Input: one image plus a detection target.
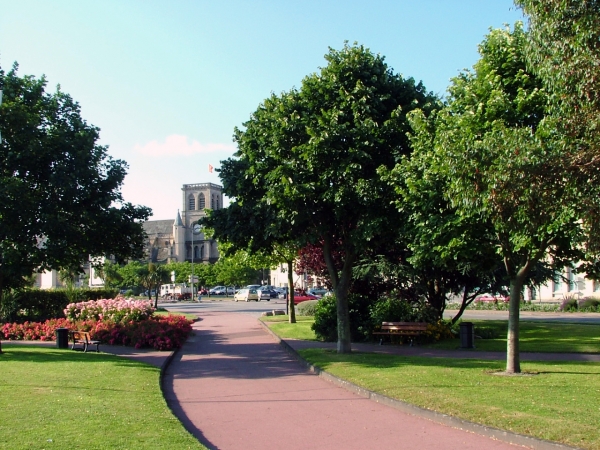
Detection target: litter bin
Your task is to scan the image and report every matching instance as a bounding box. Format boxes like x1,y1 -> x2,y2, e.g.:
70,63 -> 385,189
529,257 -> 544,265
55,327 -> 69,349
459,322 -> 475,349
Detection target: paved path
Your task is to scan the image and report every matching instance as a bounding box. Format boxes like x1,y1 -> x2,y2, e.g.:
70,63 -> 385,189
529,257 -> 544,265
162,312 -> 542,450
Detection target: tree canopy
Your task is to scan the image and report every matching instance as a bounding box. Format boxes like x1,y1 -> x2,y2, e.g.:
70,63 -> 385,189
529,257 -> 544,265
0,64 -> 151,294
407,23 -> 588,373
206,43 -> 437,352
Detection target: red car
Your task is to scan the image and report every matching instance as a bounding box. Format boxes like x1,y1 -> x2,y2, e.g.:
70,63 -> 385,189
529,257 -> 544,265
475,294 -> 509,303
292,291 -> 318,304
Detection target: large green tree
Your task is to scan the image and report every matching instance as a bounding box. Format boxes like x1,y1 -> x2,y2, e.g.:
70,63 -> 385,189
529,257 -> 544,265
516,0 -> 600,262
210,43 -> 436,353
0,64 -> 150,298
418,24 -> 584,373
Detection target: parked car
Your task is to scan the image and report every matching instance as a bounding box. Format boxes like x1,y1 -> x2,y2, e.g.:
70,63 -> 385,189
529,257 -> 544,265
256,288 -> 271,301
475,294 -> 509,303
209,286 -> 228,295
307,288 -> 329,298
292,291 -> 318,304
234,288 -> 259,302
258,287 -> 277,298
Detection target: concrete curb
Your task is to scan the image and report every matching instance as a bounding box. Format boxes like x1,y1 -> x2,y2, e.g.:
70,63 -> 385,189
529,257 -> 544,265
258,320 -> 581,450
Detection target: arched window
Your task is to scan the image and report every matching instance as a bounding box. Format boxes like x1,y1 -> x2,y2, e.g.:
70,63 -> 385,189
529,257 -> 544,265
216,198 -> 219,209
198,193 -> 205,209
200,245 -> 204,259
188,195 -> 195,210
194,245 -> 200,259
211,195 -> 215,209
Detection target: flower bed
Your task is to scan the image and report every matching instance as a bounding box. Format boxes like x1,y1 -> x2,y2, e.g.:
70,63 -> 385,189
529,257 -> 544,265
64,298 -> 154,323
1,298 -> 193,351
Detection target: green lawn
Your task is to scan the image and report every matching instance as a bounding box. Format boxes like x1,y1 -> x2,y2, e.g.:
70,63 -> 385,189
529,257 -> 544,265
0,345 -> 204,450
262,316 -> 600,354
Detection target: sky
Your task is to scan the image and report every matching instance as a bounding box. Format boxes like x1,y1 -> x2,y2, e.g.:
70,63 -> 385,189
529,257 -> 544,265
1,0 -> 524,220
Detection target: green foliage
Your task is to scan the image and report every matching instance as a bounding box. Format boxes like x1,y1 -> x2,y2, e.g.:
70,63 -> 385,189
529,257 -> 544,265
209,43 -> 438,351
579,297 -> 600,311
0,64 -> 151,296
312,295 -> 338,342
312,293 -> 440,343
296,299 -> 318,316
560,296 -> 579,312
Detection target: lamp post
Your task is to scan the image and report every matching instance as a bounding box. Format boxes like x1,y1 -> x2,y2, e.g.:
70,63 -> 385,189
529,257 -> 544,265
191,222 -> 201,301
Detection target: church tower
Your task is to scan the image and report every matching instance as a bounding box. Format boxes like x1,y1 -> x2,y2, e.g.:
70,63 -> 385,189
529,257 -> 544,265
180,183 -> 223,263
173,210 -> 186,262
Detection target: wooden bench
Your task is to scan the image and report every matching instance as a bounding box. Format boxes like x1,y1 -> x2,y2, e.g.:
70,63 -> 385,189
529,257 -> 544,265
70,331 -> 100,353
373,322 -> 428,346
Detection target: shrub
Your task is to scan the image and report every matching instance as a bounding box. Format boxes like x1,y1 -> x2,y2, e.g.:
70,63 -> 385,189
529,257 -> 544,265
560,296 -> 578,312
312,295 -> 338,342
579,297 -> 600,311
0,288 -> 120,323
423,321 -> 455,343
296,300 -> 318,316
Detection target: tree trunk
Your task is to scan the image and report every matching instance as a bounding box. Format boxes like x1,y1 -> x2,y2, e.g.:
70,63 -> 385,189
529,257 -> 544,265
506,274 -> 526,373
287,260 -> 296,324
334,257 -> 355,354
452,289 -> 472,325
322,236 -> 354,354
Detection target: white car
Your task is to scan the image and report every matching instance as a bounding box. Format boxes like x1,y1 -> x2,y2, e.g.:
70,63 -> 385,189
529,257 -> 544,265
234,288 -> 259,302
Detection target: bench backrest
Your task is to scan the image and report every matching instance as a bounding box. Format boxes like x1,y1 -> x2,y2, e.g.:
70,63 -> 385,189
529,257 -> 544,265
71,331 -> 92,343
381,322 -> 428,331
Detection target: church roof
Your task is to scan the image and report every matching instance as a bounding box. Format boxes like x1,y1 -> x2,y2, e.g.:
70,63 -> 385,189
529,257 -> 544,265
143,220 -> 174,236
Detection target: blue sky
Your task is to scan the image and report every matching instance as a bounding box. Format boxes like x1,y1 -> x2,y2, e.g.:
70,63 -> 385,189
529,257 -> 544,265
1,0 -> 524,220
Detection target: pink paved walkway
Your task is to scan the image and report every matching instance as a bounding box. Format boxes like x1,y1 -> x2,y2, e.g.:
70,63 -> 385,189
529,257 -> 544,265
162,312 -> 531,450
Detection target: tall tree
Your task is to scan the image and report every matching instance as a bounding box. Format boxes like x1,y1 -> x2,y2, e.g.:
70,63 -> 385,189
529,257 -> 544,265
418,24 -> 584,373
516,0 -> 600,262
0,64 -> 150,299
209,44 -> 437,353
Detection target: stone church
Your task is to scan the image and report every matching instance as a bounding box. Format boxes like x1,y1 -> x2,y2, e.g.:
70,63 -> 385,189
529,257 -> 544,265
142,182 -> 223,264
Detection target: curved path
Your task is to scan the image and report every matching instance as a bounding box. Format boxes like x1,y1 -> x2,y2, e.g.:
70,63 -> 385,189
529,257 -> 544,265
162,312 -> 530,450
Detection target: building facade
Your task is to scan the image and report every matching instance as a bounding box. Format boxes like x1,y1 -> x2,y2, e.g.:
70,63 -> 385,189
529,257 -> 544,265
142,182 -> 223,264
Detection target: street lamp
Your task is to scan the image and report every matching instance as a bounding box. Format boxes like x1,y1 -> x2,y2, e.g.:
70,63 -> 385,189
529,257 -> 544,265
191,222 -> 201,301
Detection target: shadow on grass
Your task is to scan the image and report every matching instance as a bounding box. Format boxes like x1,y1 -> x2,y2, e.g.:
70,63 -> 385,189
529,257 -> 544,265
0,345 -> 158,372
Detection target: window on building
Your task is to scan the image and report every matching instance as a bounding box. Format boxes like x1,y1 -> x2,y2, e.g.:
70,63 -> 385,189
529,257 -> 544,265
188,195 -> 195,210
567,267 -> 576,292
194,245 -> 200,259
216,198 -> 219,209
211,195 -> 214,209
198,193 -> 205,209
553,271 -> 563,295
594,280 -> 600,292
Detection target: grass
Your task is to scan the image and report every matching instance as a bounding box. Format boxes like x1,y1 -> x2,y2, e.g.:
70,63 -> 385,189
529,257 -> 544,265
0,345 -> 204,450
298,349 -> 600,449
431,320 -> 600,353
261,316 -> 600,354
259,315 -> 316,340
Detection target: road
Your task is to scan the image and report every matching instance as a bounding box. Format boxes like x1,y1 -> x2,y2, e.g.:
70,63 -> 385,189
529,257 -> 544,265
162,297 -> 600,325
